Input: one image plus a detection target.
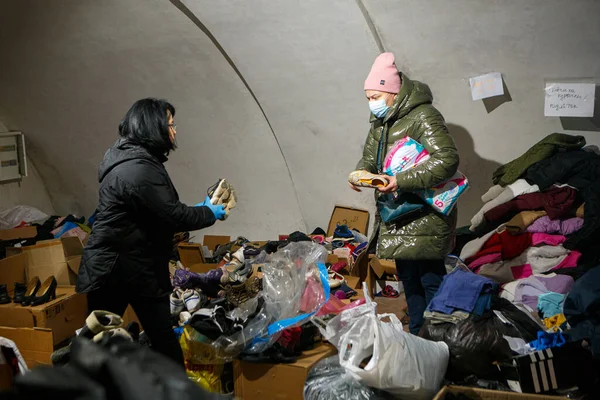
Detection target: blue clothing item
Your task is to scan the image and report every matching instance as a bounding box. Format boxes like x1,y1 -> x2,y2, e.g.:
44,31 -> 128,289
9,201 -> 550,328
53,221 -> 79,238
173,326 -> 184,340
537,292 -> 565,319
529,331 -> 566,351
428,269 -> 498,315
396,259 -> 446,335
472,292 -> 492,317
333,224 -> 354,240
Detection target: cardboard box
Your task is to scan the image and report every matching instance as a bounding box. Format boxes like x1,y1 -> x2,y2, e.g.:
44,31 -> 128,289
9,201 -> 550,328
375,278 -> 403,295
434,385 -> 566,399
178,243 -> 206,267
327,205 -> 370,237
498,343 -> 594,395
14,236 -> 84,286
122,305 -> 142,330
0,226 -> 37,241
234,343 -> 337,400
0,253 -> 27,295
0,326 -> 54,367
0,287 -> 87,345
366,256 -> 397,297
203,235 -> 231,252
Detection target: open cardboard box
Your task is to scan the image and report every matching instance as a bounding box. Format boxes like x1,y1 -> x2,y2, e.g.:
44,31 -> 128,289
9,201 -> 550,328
326,205 -> 370,236
0,286 -> 87,346
234,343 -> 337,400
366,255 -> 397,297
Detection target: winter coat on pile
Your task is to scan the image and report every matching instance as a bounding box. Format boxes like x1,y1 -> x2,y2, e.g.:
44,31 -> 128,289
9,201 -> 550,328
492,133 -> 585,187
525,150 -> 600,250
356,73 -> 459,260
76,139 -> 216,297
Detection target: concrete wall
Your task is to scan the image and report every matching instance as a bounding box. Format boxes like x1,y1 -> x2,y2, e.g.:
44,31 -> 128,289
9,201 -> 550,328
0,0 -> 599,239
0,120 -> 55,214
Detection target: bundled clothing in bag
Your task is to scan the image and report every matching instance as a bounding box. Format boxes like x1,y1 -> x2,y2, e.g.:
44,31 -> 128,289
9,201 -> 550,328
319,284 -> 449,400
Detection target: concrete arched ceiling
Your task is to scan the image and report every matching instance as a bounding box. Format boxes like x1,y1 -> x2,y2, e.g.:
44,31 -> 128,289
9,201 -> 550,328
1,0 -> 599,238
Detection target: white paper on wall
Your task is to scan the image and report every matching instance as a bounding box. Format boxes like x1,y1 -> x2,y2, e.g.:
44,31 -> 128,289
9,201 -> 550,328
469,72 -> 504,101
544,82 -> 596,117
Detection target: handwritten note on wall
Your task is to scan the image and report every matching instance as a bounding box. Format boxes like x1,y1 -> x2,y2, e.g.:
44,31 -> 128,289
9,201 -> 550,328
544,83 -> 595,117
469,72 -> 504,101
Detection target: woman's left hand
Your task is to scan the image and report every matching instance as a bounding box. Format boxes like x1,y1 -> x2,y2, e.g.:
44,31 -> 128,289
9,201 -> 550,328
378,175 -> 398,193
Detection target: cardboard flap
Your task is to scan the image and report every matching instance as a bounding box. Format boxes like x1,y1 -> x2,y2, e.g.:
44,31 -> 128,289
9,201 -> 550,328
203,235 -> 231,252
370,256 -> 396,279
0,327 -> 54,366
327,205 -> 370,236
0,226 -> 37,241
61,236 -> 84,257
177,243 -> 206,267
0,253 -> 27,294
22,240 -> 65,266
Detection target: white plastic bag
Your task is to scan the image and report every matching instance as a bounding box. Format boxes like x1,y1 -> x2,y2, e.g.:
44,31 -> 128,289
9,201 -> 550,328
0,205 -> 48,229
322,283 -> 449,400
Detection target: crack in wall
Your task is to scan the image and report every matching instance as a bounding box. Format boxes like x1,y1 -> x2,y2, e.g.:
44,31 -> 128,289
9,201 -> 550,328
355,0 -> 386,53
168,0 -> 309,232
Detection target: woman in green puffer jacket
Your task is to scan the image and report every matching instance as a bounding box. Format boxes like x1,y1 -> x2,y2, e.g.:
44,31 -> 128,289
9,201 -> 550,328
350,53 -> 459,334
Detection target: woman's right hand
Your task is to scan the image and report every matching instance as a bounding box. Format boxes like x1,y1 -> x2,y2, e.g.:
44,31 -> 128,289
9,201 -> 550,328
348,182 -> 362,192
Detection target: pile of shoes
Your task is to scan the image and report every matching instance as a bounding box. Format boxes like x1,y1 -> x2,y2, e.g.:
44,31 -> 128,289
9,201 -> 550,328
51,310 -> 141,366
0,276 -> 57,307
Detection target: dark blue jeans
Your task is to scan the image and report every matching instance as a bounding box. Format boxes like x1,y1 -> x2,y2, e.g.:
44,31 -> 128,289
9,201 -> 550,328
396,259 -> 446,335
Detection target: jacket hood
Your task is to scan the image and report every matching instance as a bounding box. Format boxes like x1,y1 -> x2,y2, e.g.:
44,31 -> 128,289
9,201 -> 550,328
370,73 -> 434,124
98,138 -> 166,182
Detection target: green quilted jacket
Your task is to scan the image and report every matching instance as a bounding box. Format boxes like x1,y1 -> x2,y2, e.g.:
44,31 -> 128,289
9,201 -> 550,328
356,73 -> 459,260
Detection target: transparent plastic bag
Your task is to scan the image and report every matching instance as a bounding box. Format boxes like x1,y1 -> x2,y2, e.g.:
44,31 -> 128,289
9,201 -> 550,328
0,205 -> 48,229
181,242 -> 330,363
304,356 -> 387,400
245,242 -> 330,353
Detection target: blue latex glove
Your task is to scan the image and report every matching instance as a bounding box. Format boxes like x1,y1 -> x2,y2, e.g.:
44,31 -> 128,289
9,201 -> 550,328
196,196 -> 226,220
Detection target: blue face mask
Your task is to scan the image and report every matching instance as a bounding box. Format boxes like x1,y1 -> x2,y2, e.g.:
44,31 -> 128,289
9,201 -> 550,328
369,99 -> 390,119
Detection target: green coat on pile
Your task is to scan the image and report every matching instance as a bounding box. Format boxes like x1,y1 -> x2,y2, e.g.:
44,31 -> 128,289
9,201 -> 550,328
356,73 -> 459,260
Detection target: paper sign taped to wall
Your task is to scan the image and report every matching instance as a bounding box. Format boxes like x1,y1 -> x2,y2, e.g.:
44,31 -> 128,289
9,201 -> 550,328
469,72 -> 504,101
544,82 -> 596,117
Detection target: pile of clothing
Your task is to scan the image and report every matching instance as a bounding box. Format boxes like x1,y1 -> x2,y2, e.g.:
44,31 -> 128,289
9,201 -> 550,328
462,133 -> 599,283
426,133 -> 600,394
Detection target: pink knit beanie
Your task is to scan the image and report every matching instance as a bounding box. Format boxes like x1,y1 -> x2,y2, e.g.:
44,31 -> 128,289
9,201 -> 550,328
364,52 -> 401,94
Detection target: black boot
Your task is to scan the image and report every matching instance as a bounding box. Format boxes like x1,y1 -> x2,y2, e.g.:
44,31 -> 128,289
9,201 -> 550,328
0,285 -> 10,304
13,282 -> 27,304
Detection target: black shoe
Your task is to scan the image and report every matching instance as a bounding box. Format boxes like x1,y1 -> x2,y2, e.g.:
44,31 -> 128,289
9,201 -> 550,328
21,277 -> 41,306
0,284 -> 10,304
30,276 -> 57,306
13,282 -> 27,304
126,322 -> 140,342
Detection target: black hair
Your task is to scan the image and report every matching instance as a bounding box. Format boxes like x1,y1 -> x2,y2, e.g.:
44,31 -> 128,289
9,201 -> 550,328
118,98 -> 176,157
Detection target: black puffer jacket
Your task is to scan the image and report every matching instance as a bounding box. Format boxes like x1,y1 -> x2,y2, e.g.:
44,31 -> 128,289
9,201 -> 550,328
76,139 -> 216,297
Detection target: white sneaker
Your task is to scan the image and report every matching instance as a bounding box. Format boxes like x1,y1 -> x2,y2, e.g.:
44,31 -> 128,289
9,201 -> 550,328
183,289 -> 202,313
170,289 -> 185,316
179,311 -> 192,326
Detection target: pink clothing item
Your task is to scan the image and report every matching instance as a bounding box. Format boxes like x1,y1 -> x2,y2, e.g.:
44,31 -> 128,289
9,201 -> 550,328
510,251 -> 581,280
364,52 -> 401,94
531,233 -> 567,247
527,216 -> 584,236
468,252 -> 502,271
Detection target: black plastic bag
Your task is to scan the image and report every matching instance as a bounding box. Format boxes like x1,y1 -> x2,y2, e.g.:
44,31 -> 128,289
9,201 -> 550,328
421,297 -> 540,382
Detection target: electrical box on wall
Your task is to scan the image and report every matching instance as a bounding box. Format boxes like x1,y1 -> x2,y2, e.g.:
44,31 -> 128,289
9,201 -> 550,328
0,132 -> 27,183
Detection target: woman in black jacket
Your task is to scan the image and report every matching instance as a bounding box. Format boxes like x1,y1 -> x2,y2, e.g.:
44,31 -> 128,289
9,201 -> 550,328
76,98 -> 225,366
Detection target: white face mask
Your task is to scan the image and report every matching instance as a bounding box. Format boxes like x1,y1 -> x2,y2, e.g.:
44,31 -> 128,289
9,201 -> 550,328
369,98 -> 390,118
